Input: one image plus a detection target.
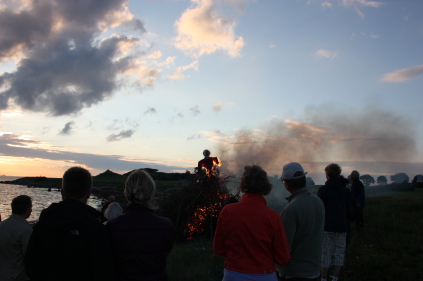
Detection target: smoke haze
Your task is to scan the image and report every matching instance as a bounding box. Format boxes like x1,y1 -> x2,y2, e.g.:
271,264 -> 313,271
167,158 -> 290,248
214,105 -> 417,182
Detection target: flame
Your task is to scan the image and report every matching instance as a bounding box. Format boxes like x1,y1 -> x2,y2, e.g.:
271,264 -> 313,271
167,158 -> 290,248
215,157 -> 222,167
185,183 -> 229,240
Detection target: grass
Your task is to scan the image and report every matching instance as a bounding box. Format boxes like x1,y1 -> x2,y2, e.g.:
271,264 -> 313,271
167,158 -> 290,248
166,189 -> 423,281
345,188 -> 423,281
167,238 -> 224,281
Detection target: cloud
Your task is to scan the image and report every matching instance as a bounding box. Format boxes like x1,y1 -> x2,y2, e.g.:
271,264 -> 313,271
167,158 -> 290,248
106,129 -> 134,142
212,102 -> 234,112
342,0 -> 383,17
213,102 -> 223,112
380,64 -> 423,82
41,127 -> 50,135
315,49 -> 337,58
143,107 -> 157,115
168,60 -> 199,80
148,51 -> 162,59
346,0 -> 384,8
172,0 -> 245,58
0,132 -> 185,172
204,105 -> 418,177
0,0 -> 165,116
190,105 -> 200,116
169,112 -> 184,123
59,121 -> 75,135
106,119 -> 121,130
1,110 -> 22,117
187,134 -> 203,141
322,2 -> 333,8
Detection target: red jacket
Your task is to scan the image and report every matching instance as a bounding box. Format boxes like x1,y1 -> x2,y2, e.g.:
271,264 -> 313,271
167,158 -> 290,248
213,193 -> 290,274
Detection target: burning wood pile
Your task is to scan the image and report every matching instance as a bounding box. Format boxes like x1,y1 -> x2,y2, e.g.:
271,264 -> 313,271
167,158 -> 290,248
156,153 -> 239,241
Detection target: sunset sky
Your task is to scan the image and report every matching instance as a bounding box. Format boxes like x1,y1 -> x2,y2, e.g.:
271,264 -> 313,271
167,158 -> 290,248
0,0 -> 422,184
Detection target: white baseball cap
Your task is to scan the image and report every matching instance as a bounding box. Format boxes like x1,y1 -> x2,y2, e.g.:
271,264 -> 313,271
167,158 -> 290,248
280,162 -> 307,180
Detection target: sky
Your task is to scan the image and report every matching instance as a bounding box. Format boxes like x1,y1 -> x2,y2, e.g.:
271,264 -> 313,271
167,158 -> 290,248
0,0 -> 422,184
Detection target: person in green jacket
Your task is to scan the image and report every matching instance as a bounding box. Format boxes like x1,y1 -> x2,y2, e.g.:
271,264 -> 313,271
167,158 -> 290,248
277,162 -> 325,281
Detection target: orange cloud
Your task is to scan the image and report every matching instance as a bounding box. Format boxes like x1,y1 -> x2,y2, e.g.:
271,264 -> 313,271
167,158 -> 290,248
172,0 -> 245,58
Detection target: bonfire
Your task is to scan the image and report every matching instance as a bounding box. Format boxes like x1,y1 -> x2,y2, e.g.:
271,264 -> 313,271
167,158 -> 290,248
156,157 -> 239,241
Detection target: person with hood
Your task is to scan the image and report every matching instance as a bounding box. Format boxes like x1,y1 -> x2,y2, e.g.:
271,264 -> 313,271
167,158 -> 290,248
318,164 -> 354,281
24,167 -> 116,281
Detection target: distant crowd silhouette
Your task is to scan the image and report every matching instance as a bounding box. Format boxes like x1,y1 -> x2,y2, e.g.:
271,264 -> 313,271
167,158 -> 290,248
0,160 -> 366,281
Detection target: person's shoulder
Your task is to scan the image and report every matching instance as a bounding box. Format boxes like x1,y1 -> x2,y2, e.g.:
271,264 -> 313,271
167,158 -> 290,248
260,205 -> 281,220
318,184 -> 329,191
310,193 -> 324,207
221,201 -> 239,211
157,215 -> 174,230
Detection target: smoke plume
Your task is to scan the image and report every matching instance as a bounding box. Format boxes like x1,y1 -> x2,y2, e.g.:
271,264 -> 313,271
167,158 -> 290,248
213,105 -> 417,180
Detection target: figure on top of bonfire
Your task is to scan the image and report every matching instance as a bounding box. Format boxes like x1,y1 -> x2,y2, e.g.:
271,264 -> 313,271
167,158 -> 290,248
197,149 -> 219,180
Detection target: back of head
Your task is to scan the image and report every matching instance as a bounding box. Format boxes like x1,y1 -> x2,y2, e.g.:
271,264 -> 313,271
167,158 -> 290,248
11,195 -> 32,215
124,169 -> 156,207
239,165 -> 272,195
281,162 -> 307,189
62,167 -> 92,200
351,170 -> 360,179
104,202 -> 123,220
325,163 -> 342,178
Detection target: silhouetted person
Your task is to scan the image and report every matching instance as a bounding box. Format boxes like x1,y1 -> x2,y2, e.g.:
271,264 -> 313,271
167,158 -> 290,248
0,195 -> 33,281
350,170 -> 365,230
339,175 -> 355,247
106,169 -> 173,280
197,149 -> 219,178
277,162 -> 324,281
318,163 -> 354,281
25,166 -> 116,281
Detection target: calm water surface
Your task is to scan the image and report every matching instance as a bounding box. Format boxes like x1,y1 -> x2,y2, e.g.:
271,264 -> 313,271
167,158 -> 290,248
0,176 -> 103,221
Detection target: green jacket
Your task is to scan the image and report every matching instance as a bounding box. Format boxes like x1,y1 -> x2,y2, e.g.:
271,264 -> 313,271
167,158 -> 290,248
277,188 -> 325,278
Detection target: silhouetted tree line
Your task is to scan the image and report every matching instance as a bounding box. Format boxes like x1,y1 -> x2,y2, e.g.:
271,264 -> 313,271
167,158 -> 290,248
341,172 -> 423,187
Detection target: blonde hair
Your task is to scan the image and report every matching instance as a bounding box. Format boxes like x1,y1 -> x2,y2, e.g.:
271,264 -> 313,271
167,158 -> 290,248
124,169 -> 156,207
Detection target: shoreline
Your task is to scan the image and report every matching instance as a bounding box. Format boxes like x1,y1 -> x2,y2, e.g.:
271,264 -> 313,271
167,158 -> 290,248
0,178 -> 127,205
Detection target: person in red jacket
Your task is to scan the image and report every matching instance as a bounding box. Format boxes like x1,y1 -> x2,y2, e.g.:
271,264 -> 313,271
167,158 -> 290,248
213,165 -> 290,281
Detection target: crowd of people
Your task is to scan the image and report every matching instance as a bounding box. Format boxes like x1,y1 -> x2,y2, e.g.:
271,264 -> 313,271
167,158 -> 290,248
0,162 -> 365,281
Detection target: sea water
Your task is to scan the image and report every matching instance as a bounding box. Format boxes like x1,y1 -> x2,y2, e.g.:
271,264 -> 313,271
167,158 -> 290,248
0,176 -> 103,221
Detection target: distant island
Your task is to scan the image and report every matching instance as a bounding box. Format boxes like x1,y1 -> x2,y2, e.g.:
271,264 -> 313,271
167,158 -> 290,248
0,168 -> 196,190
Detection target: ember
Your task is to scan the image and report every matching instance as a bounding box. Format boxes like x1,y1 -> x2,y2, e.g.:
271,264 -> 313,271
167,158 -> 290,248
156,153 -> 239,241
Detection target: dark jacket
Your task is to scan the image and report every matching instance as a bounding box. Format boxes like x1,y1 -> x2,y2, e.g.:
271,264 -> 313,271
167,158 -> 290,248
351,178 -> 366,210
318,178 -> 354,232
106,204 -> 174,281
24,199 -> 116,281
